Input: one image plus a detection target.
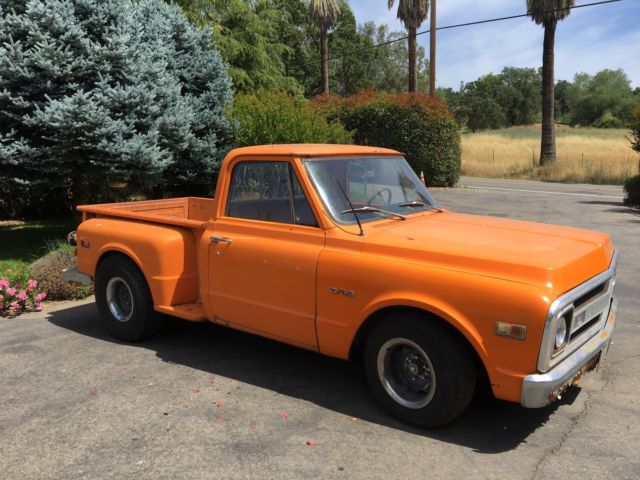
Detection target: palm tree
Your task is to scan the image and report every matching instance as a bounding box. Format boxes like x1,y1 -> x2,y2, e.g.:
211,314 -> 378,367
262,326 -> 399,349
527,0 -> 575,165
388,0 -> 429,93
310,0 -> 341,94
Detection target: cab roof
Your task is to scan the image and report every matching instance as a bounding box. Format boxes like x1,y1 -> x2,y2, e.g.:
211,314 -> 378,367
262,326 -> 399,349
227,144 -> 402,158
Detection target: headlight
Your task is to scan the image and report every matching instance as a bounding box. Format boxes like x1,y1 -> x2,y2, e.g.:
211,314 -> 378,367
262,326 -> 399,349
553,310 -> 572,352
554,318 -> 568,349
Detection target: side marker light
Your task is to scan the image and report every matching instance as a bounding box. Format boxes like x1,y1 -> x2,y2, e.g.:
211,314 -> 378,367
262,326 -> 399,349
495,321 -> 527,340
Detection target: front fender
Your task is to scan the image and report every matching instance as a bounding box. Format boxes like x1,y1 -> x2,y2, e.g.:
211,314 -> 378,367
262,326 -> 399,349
357,292 -> 489,363
315,249 -> 551,403
316,288 -> 489,372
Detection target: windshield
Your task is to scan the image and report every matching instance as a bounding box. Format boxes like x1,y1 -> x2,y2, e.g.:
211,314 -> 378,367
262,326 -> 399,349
304,156 -> 438,225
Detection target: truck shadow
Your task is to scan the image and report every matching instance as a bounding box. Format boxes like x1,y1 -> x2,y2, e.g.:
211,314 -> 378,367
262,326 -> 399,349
48,302 -> 575,454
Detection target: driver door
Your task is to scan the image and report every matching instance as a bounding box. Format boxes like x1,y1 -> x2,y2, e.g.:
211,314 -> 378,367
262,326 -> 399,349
208,160 -> 324,350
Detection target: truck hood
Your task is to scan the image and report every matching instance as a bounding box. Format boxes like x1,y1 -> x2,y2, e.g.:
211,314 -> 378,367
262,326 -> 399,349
363,211 -> 614,293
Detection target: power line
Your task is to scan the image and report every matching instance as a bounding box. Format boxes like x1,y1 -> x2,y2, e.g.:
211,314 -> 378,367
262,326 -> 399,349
324,0 -> 623,63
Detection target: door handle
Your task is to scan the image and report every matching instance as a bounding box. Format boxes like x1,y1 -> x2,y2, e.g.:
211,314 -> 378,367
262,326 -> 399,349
210,236 -> 233,244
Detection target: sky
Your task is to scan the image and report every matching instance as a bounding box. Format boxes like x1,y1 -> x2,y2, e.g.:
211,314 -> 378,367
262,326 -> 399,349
348,0 -> 640,90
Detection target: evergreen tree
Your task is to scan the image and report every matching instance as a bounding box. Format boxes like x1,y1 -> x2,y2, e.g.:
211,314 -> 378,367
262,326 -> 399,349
271,0 -> 319,95
174,0 -> 302,94
0,0 -> 232,218
171,0 -> 376,97
328,2 -> 374,96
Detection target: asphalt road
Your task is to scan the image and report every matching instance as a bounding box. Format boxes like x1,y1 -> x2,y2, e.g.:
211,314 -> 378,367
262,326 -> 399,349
1,177 -> 638,480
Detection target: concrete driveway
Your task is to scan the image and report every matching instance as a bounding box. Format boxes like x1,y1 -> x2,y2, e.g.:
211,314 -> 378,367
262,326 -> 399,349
1,177 -> 638,479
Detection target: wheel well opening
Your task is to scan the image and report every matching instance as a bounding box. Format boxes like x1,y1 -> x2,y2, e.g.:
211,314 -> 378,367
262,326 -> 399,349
349,306 -> 490,387
97,251 -> 137,272
96,250 -> 155,298
96,251 -> 148,289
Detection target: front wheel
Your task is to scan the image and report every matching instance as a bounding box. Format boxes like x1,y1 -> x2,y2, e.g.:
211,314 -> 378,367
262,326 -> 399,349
364,313 -> 476,427
95,255 -> 160,342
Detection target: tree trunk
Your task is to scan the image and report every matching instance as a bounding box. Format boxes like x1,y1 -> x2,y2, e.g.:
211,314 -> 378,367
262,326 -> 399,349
408,26 -> 417,93
71,166 -> 89,207
429,0 -> 436,97
320,29 -> 329,94
540,21 -> 557,165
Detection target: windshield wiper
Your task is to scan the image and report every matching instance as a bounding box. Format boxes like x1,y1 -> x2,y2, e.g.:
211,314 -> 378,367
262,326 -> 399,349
336,180 -> 364,236
341,206 -> 407,220
398,201 -> 444,213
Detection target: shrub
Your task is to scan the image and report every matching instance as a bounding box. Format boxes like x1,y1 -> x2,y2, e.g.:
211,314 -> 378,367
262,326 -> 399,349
592,111 -> 624,129
627,108 -> 640,205
0,269 -> 46,317
624,174 -> 640,206
313,90 -> 461,187
630,106 -> 640,154
229,89 -> 353,146
29,244 -> 93,301
2,264 -> 30,288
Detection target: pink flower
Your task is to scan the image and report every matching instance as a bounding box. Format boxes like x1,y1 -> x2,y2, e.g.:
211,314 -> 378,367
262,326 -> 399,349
27,279 -> 38,290
0,278 -> 8,289
35,292 -> 47,302
35,305 -> 43,312
16,290 -> 28,302
6,287 -> 16,297
9,301 -> 19,311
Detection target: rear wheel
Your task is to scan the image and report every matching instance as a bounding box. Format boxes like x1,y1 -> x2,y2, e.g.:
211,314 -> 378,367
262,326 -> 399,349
364,312 -> 476,427
95,255 -> 160,341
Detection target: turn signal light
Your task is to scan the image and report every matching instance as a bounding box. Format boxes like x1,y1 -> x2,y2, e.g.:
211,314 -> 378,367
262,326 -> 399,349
494,321 -> 527,340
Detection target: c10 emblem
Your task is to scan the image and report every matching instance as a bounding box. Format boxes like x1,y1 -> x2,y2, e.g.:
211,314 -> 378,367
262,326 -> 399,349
329,287 -> 355,297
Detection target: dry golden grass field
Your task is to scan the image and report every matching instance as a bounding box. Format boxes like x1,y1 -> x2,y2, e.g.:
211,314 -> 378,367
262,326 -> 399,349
461,125 -> 639,184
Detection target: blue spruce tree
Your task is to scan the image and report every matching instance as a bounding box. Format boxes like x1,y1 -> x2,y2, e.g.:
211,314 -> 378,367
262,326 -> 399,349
0,0 -> 232,218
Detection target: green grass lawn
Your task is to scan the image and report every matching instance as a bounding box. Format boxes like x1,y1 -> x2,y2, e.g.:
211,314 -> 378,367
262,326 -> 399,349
0,220 -> 76,274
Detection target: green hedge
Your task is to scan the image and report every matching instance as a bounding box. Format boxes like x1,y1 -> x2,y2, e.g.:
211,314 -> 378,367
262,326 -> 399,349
624,174 -> 640,206
230,89 -> 352,146
313,91 -> 461,187
631,106 -> 640,154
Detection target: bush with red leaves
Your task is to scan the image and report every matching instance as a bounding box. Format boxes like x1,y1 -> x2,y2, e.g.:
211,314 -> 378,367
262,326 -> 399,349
312,89 -> 461,187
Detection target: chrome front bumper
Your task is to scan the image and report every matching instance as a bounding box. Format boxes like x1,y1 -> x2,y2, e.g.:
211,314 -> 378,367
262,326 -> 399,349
521,301 -> 617,408
62,266 -> 93,286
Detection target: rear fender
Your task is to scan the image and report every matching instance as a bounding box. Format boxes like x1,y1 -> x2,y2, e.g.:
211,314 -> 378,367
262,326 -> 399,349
77,218 -> 198,306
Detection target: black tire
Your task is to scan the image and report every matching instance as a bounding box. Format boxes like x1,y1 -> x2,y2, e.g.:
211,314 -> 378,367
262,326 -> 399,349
364,312 -> 476,428
95,255 -> 160,342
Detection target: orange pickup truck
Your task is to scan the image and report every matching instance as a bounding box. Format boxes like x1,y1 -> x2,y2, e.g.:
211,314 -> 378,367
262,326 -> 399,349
67,144 -> 617,427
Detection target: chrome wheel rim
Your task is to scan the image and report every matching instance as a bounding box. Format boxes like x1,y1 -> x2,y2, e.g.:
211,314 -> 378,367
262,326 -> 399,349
106,277 -> 134,323
377,338 -> 436,409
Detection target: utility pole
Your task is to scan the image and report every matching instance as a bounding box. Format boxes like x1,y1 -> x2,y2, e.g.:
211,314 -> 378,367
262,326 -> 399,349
429,0 -> 436,97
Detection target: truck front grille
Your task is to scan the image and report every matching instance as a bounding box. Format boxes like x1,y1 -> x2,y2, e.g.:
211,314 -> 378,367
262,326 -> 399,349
568,279 -> 613,343
538,252 -> 618,373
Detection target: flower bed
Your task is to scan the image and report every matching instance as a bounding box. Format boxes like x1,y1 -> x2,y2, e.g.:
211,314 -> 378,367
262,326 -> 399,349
0,274 -> 47,317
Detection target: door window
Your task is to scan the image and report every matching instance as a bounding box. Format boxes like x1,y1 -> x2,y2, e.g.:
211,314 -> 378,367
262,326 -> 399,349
227,162 -> 317,226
